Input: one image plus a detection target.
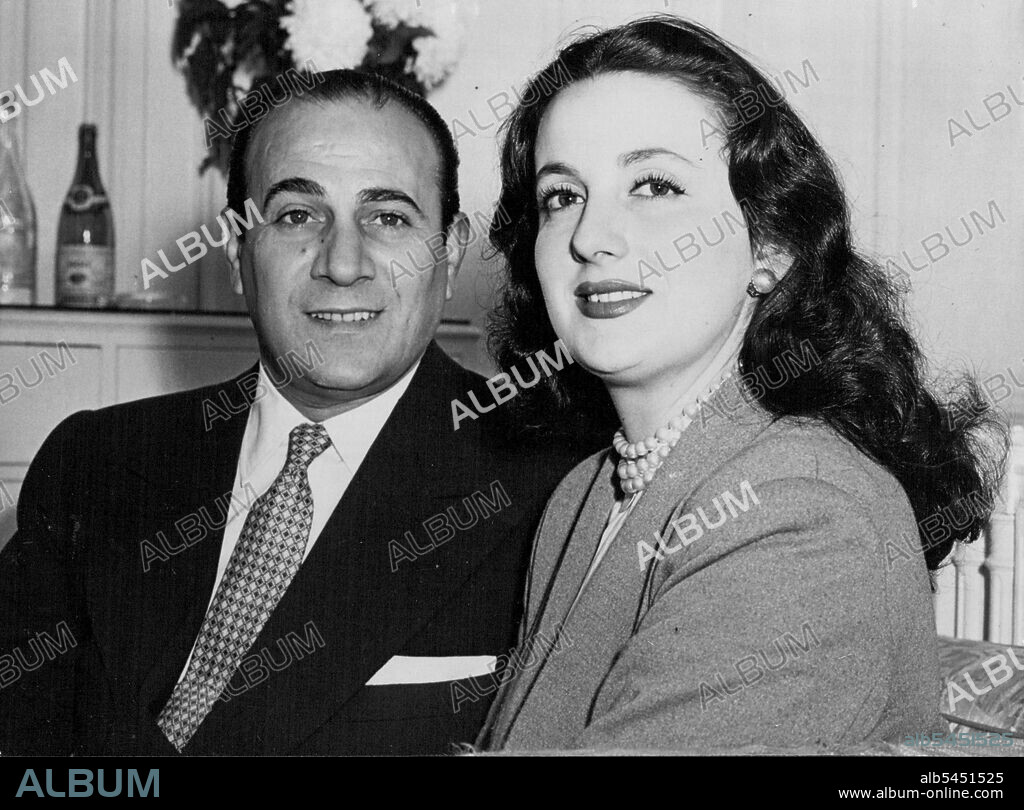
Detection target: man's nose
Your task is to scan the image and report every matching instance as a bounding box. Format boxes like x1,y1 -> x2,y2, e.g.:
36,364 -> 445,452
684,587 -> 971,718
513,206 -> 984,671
312,221 -> 375,285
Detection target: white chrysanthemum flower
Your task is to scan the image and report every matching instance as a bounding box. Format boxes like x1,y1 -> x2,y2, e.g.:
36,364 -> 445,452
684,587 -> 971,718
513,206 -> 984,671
365,0 -> 425,28
410,30 -> 464,89
405,2 -> 464,89
281,0 -> 374,71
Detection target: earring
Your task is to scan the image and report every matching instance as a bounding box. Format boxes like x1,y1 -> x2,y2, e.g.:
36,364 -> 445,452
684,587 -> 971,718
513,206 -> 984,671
746,268 -> 778,298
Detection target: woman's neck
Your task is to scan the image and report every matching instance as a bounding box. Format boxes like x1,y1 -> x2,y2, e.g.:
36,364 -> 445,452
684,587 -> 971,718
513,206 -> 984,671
608,307 -> 752,442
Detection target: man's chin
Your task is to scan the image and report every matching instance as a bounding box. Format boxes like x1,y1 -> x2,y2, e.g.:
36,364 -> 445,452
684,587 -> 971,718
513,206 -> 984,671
283,367 -> 404,401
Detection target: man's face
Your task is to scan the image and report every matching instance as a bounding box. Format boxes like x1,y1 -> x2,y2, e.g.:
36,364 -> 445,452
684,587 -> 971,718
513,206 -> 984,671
227,97 -> 466,414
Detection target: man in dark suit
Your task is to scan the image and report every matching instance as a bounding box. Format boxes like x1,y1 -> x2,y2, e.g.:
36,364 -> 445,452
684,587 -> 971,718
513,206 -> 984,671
0,70 -> 585,755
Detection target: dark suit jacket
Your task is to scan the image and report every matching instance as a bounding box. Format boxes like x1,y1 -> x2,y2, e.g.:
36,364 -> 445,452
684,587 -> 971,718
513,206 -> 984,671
479,387 -> 945,752
0,341 -> 586,755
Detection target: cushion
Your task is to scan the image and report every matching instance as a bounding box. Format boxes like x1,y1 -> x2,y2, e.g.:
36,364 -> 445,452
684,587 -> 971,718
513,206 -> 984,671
938,635 -> 1024,738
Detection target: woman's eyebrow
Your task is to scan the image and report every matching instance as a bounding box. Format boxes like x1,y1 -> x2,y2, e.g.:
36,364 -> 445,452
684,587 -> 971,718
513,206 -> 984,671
620,148 -> 701,168
535,161 -> 578,182
535,150 -> 700,183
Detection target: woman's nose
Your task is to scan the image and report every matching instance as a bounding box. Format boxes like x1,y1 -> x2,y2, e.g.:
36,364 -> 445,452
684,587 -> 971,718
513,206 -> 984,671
569,199 -> 628,264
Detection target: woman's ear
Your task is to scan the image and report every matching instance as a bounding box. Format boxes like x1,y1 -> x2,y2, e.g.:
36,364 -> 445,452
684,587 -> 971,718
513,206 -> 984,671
754,243 -> 793,281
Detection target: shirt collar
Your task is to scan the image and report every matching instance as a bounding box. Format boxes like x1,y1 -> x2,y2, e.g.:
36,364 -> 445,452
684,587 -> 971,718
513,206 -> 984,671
239,355 -> 423,481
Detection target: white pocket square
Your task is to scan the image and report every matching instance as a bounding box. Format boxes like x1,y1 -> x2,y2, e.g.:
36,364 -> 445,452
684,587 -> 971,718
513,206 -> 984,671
365,655 -> 497,685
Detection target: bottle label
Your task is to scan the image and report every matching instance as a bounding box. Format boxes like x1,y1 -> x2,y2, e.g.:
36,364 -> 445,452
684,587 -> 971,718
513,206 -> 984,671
65,184 -> 108,212
57,244 -> 114,305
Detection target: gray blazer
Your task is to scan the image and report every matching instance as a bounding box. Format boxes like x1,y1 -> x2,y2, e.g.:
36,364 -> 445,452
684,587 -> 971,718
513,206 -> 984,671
478,387 -> 945,751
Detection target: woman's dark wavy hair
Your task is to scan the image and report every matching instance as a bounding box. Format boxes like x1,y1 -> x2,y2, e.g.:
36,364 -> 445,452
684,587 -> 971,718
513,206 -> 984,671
487,14 -> 1007,571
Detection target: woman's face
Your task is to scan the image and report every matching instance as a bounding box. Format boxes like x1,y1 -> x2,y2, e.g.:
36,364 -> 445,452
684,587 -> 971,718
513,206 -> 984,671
533,71 -> 758,390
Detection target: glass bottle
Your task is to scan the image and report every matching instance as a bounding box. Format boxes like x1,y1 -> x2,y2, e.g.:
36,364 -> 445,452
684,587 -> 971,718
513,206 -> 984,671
56,123 -> 114,307
0,118 -> 37,305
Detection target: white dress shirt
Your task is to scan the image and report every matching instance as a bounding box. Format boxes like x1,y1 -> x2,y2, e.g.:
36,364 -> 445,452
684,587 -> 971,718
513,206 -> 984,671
175,356 -> 421,682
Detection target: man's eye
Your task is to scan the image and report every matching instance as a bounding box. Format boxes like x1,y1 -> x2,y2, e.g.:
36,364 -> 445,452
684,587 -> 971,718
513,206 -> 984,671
278,209 -> 313,226
539,187 -> 584,212
369,211 -> 409,228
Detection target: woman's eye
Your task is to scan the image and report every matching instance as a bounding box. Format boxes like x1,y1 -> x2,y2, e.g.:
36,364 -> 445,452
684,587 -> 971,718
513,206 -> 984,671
633,178 -> 685,198
540,189 -> 584,212
278,209 -> 313,226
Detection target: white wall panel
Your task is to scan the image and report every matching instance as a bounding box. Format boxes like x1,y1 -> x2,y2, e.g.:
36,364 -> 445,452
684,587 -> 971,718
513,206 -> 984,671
0,342 -> 103,463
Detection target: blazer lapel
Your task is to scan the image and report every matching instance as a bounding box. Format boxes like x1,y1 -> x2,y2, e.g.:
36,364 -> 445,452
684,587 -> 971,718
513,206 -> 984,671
524,379 -> 770,636
524,454 -> 616,638
486,381 -> 774,748
481,451 -> 614,748
629,383 -> 773,606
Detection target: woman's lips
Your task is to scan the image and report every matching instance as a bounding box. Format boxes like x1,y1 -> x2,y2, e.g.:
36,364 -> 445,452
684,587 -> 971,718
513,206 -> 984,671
574,279 -> 652,319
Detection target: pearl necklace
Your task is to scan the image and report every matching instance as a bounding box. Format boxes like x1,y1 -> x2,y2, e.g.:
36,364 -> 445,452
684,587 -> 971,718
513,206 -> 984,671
612,368 -> 736,495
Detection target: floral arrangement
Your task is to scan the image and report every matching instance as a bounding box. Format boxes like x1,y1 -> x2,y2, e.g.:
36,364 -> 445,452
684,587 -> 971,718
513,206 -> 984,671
172,0 -> 466,174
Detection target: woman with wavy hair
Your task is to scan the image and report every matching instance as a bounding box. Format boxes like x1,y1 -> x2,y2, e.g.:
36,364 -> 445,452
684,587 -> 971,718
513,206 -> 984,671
477,16 -> 1006,752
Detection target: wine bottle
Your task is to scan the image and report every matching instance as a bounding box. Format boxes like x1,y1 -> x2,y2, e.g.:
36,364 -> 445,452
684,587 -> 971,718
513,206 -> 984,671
0,117 -> 36,305
56,123 -> 114,307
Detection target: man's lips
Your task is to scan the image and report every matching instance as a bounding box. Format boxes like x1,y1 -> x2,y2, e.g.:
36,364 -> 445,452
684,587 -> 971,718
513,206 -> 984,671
574,279 -> 652,319
305,307 -> 383,324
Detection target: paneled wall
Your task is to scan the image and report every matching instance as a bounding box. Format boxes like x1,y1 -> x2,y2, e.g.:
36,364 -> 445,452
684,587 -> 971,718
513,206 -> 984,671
1,0 -> 1021,421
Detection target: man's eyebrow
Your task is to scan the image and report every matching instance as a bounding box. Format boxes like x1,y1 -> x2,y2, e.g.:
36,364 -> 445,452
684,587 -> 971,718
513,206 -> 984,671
620,148 -> 701,168
358,187 -> 423,216
263,177 -> 326,208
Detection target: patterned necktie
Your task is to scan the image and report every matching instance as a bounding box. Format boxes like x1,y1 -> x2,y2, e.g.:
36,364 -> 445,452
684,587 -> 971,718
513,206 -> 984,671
157,422 -> 332,751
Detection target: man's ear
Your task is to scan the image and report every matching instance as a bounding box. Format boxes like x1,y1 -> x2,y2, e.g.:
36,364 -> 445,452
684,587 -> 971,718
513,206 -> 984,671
442,212 -> 471,301
224,207 -> 244,296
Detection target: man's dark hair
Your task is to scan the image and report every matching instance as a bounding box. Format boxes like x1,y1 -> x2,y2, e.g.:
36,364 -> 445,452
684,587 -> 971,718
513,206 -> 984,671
227,68 -> 460,236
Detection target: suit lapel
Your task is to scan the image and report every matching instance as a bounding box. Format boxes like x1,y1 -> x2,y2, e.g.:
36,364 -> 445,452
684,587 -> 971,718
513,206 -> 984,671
184,343 -> 519,754
134,368 -> 256,739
